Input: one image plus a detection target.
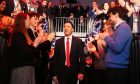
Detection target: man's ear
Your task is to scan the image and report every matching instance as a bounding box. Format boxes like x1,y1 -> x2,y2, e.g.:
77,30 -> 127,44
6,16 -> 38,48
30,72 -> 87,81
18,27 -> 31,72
72,28 -> 74,32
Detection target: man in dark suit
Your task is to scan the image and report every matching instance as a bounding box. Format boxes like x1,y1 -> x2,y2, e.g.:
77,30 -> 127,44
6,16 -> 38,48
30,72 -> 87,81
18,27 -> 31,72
27,12 -> 55,84
52,21 -> 85,84
5,0 -> 28,17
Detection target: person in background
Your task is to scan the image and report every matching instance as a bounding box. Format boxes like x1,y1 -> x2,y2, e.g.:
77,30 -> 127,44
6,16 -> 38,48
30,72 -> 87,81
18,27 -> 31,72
88,1 -> 99,19
110,1 -> 116,8
102,2 -> 110,15
0,0 -> 14,83
73,1 -> 85,18
6,0 -> 28,17
54,0 -> 68,17
82,37 -> 99,84
117,0 -> 126,7
10,13 -> 42,84
82,20 -> 113,84
52,21 -> 85,84
99,6 -> 132,84
26,1 -> 37,13
126,0 -> 140,35
46,1 -> 55,32
0,0 -> 14,38
37,0 -> 48,16
92,20 -> 113,84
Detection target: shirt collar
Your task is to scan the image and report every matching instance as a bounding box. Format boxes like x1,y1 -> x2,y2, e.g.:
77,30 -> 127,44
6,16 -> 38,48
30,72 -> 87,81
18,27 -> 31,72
114,20 -> 126,30
65,35 -> 72,40
30,26 -> 36,33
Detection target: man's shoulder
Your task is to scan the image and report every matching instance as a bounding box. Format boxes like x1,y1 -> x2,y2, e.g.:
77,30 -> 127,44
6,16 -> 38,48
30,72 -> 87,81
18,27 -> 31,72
72,36 -> 81,40
27,28 -> 32,33
119,22 -> 131,29
56,37 -> 64,42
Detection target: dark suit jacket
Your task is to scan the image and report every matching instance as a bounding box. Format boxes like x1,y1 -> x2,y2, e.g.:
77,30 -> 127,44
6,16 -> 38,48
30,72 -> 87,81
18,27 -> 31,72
52,36 -> 85,78
27,28 -> 51,66
5,0 -> 28,16
27,28 -> 36,41
10,31 -> 36,69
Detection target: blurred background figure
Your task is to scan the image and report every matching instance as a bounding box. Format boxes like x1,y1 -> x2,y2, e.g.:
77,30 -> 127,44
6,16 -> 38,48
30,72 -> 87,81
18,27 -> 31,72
110,1 -> 116,8
126,0 -> 140,35
37,0 -> 48,16
117,0 -> 126,7
0,0 -> 14,32
6,0 -> 28,18
0,0 -> 14,84
102,2 -> 109,15
73,1 -> 85,18
55,0 -> 68,17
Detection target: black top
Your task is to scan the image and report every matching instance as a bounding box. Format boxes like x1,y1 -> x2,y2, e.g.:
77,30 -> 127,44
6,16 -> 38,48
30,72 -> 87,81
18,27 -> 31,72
27,28 -> 51,67
10,31 -> 36,68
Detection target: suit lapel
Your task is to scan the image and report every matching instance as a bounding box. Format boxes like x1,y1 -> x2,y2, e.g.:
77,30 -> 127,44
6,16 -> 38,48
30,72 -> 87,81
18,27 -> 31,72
27,29 -> 35,41
70,36 -> 75,56
61,37 -> 65,57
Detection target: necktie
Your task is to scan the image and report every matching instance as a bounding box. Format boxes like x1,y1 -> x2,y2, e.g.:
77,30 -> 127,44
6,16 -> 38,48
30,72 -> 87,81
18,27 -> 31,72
33,32 -> 38,40
66,38 -> 70,67
34,32 -> 38,37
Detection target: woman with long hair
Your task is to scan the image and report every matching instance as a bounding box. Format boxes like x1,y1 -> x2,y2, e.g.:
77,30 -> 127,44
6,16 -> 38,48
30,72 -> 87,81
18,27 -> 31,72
10,13 -> 42,84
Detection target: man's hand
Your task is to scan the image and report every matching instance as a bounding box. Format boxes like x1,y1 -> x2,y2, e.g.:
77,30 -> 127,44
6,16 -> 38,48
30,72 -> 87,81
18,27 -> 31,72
78,73 -> 84,81
99,32 -> 109,40
52,76 -> 59,84
47,32 -> 55,41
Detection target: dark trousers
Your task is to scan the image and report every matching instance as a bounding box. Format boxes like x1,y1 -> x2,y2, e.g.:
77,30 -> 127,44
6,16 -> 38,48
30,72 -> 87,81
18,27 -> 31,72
57,67 -> 78,84
35,67 -> 49,84
92,69 -> 107,84
106,67 -> 129,84
80,67 -> 107,84
35,60 -> 50,84
80,67 -> 94,84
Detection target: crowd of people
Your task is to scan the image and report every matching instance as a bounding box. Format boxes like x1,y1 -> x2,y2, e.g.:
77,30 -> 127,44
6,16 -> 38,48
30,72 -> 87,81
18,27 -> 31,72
0,0 -> 140,84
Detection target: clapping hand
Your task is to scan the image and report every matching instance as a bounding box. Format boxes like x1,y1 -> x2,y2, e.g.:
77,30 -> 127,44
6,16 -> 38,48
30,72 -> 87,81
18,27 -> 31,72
126,2 -> 134,16
99,30 -> 109,40
88,43 -> 97,53
47,32 -> 55,42
52,76 -> 59,84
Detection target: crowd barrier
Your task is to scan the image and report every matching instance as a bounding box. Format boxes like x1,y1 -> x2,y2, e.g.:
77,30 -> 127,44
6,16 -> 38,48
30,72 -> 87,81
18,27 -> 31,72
51,17 -> 97,39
